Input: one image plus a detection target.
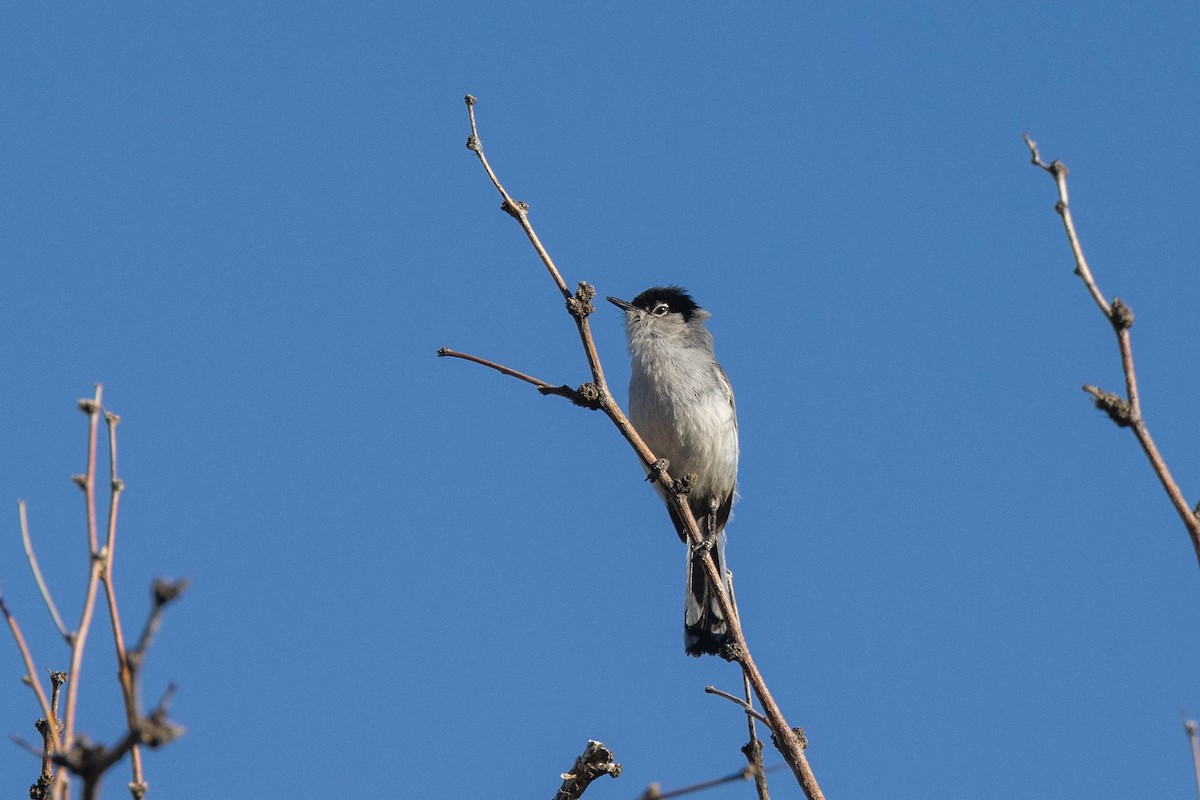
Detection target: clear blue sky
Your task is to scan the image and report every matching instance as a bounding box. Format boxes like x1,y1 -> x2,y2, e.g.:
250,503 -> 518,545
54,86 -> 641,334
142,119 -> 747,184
3,3 -> 1200,798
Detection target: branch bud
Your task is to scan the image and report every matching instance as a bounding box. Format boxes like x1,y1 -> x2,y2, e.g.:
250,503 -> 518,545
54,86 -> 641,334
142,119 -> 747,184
1083,385 -> 1133,427
1109,297 -> 1134,331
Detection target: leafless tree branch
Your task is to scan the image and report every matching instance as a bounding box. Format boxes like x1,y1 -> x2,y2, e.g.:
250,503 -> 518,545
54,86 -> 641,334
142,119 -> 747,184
19,501 -> 70,642
6,387 -> 184,800
1024,133 -> 1200,569
450,95 -> 822,799
635,762 -> 785,800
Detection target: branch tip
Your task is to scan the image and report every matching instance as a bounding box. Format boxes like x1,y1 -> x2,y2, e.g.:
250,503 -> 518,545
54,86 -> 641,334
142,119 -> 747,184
152,578 -> 188,607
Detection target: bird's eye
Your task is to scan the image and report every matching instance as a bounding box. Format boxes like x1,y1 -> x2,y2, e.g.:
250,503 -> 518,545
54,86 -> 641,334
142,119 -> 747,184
652,303 -> 670,316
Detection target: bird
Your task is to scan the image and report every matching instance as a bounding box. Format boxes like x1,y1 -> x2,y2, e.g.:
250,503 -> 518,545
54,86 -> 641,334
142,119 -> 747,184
607,286 -> 739,656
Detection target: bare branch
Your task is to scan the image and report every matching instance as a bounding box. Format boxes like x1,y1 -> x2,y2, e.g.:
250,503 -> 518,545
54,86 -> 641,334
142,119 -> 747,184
464,94 -> 572,300
436,347 -> 602,408
457,96 -> 823,799
1024,134 -> 1200,569
730,573 -> 770,800
0,594 -> 55,726
94,404 -> 150,795
130,579 -> 189,669
637,762 -> 785,800
63,385 -> 107,778
705,685 -> 769,725
19,500 -> 70,642
1022,133 -> 1110,316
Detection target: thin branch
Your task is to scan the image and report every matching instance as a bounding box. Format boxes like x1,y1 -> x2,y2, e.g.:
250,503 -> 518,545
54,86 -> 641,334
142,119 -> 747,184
0,594 -> 55,724
730,573 -> 770,800
19,501 -> 70,642
436,348 -> 601,407
1024,134 -> 1200,569
458,95 -> 823,800
62,386 -> 107,781
1023,134 -> 1110,316
705,685 -> 769,725
464,95 -> 571,300
96,407 -> 147,797
1184,711 -> 1200,800
636,763 -> 787,800
130,579 -> 189,667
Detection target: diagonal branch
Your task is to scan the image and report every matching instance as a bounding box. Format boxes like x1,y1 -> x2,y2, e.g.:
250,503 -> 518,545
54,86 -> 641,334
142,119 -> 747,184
1024,134 -> 1200,569
436,348 -> 601,407
453,95 -> 823,800
19,501 -> 70,642
0,594 -> 56,726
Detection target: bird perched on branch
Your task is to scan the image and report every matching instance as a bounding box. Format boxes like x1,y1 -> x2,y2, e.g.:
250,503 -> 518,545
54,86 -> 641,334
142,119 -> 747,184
608,286 -> 739,657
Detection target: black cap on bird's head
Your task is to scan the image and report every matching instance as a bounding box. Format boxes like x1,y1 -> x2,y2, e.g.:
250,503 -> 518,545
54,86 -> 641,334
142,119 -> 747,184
606,286 -> 704,323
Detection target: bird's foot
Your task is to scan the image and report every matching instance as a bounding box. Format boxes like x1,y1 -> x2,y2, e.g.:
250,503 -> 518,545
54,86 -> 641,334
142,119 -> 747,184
690,534 -> 717,560
646,458 -> 670,483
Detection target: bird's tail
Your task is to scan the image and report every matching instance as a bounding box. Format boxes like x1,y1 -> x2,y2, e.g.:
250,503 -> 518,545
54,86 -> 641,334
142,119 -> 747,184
684,531 -> 733,657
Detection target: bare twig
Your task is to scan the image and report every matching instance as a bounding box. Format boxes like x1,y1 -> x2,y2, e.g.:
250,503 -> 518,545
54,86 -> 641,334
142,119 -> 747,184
0,595 -> 56,725
464,95 -> 571,300
552,740 -> 621,800
636,763 -> 787,800
704,686 -> 769,725
1024,134 -> 1200,569
8,388 -> 184,800
729,574 -> 769,800
436,347 -> 601,408
455,95 -> 822,800
94,407 -> 149,796
19,501 -> 70,642
1184,711 -> 1200,800
1,595 -> 59,798
130,579 -> 189,671
61,385 -> 107,800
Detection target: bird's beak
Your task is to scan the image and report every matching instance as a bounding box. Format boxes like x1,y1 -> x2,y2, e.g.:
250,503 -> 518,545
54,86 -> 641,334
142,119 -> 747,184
607,296 -> 636,312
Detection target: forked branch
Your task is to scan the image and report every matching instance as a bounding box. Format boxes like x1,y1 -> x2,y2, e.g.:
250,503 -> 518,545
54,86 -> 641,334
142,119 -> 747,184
1024,134 -> 1200,569
6,388 -> 184,800
449,95 -> 822,800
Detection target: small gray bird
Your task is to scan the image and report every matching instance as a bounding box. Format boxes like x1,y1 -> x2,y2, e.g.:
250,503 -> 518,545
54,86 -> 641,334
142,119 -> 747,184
607,286 -> 739,657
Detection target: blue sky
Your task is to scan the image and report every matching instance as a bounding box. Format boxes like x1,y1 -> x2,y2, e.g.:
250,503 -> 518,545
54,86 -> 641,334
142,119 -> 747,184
3,2 -> 1200,797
